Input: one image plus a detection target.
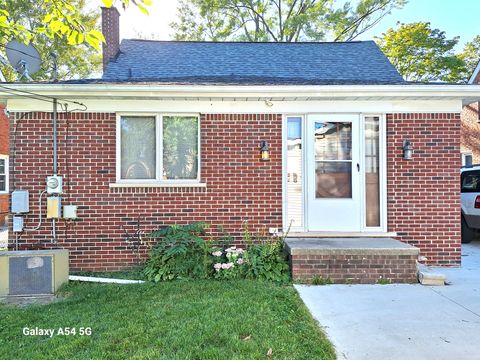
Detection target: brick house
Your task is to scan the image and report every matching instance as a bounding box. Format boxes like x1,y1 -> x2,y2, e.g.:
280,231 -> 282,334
461,61 -> 480,165
2,8 -> 480,279
0,105 -> 8,226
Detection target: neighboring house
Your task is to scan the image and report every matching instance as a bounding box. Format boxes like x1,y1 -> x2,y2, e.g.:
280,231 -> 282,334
0,105 -> 8,226
461,62 -> 480,166
2,7 -> 480,273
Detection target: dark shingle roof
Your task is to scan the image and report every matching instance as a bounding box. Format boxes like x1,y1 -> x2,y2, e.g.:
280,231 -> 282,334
102,40 -> 405,85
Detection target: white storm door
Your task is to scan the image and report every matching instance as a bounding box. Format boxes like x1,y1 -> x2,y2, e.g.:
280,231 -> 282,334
306,114 -> 361,231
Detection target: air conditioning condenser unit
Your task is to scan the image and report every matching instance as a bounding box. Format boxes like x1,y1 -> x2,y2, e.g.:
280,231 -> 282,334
0,249 -> 69,297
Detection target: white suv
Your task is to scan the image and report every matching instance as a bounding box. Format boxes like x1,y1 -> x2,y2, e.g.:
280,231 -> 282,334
461,166 -> 480,243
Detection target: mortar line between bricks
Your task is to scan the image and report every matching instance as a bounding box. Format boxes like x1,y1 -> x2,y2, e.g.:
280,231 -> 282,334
427,287 -> 480,319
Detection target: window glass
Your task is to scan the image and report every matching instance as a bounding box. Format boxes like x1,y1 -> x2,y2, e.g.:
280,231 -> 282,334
462,153 -> 473,167
315,122 -> 352,198
462,171 -> 480,192
0,159 -> 5,191
163,116 -> 198,180
365,116 -> 380,227
120,116 -> 156,179
286,117 -> 303,228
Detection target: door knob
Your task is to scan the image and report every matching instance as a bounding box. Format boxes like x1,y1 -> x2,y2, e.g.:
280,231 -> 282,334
357,163 -> 360,172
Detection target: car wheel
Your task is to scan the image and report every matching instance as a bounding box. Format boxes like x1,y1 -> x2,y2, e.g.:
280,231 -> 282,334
461,216 -> 475,244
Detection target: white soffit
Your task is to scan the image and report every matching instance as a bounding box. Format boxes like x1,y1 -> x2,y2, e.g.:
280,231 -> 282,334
1,83 -> 480,110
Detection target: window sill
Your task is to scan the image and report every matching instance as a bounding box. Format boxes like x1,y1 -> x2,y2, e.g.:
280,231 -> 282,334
109,182 -> 206,188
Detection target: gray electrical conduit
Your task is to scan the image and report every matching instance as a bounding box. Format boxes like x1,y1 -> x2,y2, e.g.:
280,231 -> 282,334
23,190 -> 47,232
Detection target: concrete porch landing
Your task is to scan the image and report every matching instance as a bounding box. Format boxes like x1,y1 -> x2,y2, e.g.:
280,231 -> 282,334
285,238 -> 419,284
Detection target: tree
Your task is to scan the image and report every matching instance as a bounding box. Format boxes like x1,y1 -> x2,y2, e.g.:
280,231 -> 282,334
1,0 -> 101,81
0,0 -> 152,50
376,22 -> 467,82
458,35 -> 480,81
0,0 -> 152,80
170,0 -> 406,42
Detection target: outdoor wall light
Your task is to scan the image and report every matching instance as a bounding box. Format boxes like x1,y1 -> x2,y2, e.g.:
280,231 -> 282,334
403,139 -> 413,160
260,140 -> 270,161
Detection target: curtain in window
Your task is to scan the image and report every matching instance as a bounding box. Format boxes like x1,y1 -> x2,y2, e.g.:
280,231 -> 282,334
120,116 -> 156,179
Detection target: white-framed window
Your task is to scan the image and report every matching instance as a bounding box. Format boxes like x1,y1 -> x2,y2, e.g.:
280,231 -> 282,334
0,155 -> 8,193
116,114 -> 200,183
462,152 -> 473,167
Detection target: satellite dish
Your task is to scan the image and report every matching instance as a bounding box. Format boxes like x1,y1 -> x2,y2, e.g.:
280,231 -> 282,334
5,40 -> 41,80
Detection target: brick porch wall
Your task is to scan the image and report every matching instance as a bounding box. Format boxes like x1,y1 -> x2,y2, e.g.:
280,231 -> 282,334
8,111 -> 461,270
290,253 -> 418,284
387,113 -> 461,266
8,112 -> 283,271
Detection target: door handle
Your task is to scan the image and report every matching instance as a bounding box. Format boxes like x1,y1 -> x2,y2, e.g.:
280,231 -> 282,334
357,163 -> 360,172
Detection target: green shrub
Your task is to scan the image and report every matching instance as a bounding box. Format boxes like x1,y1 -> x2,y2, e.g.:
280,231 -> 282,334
242,239 -> 290,283
238,222 -> 290,283
144,223 -> 212,282
144,222 -> 291,283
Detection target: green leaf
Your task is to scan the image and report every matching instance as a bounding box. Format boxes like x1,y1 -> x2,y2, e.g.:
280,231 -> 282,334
88,29 -> 106,42
137,4 -> 149,15
42,13 -> 53,23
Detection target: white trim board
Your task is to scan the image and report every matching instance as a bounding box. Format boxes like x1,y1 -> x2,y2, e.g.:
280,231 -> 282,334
4,99 -> 464,114
2,83 -> 480,109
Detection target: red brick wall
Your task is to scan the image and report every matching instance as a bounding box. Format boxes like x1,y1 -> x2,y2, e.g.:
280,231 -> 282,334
0,105 -> 8,224
8,112 -> 283,271
387,113 -> 461,266
9,111 -> 461,269
461,102 -> 480,164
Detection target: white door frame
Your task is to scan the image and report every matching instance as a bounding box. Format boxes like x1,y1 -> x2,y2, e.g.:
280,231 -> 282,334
282,113 -> 387,233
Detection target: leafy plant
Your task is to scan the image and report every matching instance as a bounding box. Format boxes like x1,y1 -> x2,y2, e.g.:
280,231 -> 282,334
211,246 -> 245,280
144,222 -> 212,282
311,276 -> 334,285
242,240 -> 290,283
377,277 -> 391,285
240,223 -> 290,283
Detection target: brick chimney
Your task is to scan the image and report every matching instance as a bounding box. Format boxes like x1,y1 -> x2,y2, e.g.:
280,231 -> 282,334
101,7 -> 120,72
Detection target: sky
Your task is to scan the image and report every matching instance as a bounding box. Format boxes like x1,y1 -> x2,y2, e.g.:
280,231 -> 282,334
112,0 -> 479,49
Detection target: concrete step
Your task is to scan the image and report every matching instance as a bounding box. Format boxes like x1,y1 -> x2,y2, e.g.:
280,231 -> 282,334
417,265 -> 447,286
285,237 -> 420,284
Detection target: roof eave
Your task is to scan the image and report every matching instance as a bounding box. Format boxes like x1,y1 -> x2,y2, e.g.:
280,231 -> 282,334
1,83 -> 480,104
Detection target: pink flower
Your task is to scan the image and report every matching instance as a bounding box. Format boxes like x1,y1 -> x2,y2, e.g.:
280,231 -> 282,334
236,258 -> 244,265
221,262 -> 234,269
212,251 -> 222,257
225,247 -> 236,253
214,263 -> 222,271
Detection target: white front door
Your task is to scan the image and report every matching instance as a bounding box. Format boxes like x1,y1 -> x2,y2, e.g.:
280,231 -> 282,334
306,114 -> 361,231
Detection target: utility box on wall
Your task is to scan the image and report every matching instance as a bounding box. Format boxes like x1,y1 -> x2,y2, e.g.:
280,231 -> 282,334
0,249 -> 69,297
11,190 -> 29,214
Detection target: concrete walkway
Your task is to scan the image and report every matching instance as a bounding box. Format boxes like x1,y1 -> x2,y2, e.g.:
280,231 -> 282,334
296,242 -> 480,360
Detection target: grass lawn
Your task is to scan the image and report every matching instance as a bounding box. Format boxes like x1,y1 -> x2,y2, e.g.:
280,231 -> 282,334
0,280 -> 335,359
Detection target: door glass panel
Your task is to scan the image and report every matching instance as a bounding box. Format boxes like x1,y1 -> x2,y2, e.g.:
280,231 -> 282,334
315,122 -> 352,198
286,117 -> 303,228
365,116 -> 380,227
315,122 -> 352,160
316,162 -> 352,198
